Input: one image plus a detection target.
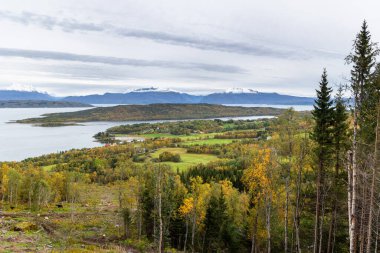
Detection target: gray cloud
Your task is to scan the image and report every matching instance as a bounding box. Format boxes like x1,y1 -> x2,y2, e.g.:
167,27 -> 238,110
0,11 -> 103,32
0,10 -> 343,60
0,47 -> 244,73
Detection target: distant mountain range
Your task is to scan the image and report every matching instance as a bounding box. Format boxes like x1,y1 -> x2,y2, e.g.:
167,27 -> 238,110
0,100 -> 92,108
0,87 -> 315,105
0,90 -> 55,101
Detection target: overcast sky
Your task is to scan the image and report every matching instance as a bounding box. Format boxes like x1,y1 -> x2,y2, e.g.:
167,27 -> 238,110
0,0 -> 379,96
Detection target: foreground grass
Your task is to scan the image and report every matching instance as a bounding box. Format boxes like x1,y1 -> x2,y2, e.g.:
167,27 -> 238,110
0,184 -> 153,253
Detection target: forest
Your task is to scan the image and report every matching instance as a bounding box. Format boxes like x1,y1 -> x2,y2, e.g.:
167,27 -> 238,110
0,21 -> 380,253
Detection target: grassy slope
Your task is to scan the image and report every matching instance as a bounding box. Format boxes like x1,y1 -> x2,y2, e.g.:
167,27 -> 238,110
17,104 -> 284,123
0,184 -> 147,252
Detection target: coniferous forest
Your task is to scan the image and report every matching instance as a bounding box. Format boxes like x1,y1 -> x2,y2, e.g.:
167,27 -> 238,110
1,21 -> 380,253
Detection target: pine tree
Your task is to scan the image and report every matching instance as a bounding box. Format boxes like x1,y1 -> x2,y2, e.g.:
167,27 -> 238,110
311,69 -> 334,253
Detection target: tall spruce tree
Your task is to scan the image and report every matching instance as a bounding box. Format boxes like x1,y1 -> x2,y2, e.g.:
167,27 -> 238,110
311,69 -> 334,253
346,20 -> 379,144
345,20 -> 379,253
327,85 -> 349,253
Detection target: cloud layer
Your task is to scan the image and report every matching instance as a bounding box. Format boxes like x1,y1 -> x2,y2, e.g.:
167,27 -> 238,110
0,47 -> 244,73
0,10 -> 343,60
0,0 -> 379,96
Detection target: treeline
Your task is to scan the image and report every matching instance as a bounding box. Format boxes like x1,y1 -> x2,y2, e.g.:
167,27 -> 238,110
214,130 -> 266,140
107,120 -> 224,135
94,118 -> 271,143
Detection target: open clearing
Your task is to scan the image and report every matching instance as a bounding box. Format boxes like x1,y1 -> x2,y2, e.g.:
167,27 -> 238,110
182,138 -> 235,145
140,133 -> 216,140
151,147 -> 219,171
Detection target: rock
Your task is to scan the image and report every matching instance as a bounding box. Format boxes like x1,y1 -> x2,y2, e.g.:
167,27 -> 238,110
13,221 -> 38,231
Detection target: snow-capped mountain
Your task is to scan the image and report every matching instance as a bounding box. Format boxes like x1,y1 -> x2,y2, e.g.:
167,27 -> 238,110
129,87 -> 182,93
63,88 -> 199,104
224,88 -> 258,94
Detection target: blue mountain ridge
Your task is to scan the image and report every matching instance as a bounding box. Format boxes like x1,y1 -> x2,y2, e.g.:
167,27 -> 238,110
0,89 -> 315,105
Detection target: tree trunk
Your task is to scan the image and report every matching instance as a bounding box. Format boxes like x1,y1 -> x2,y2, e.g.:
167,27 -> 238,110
350,102 -> 359,253
266,194 -> 272,253
318,189 -> 327,253
327,140 -> 342,253
327,202 -> 337,253
191,195 -> 198,253
374,203 -> 380,253
359,185 -> 366,253
285,176 -> 289,253
294,163 -> 302,253
157,167 -> 163,253
184,218 -> 188,253
251,210 -> 258,253
366,101 -> 380,253
314,159 -> 322,253
28,185 -> 32,210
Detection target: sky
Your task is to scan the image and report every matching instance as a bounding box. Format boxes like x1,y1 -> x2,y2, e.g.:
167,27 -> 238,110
0,0 -> 379,96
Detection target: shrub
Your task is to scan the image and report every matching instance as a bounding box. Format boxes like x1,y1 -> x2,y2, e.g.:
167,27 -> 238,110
159,151 -> 181,162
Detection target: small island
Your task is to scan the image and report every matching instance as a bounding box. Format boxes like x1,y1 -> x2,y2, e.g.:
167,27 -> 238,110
16,103 -> 285,125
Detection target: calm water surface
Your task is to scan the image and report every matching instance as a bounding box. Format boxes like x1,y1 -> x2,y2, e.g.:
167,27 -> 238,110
0,104 -> 311,161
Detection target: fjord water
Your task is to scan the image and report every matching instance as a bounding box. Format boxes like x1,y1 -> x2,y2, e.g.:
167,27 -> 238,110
0,107 -> 112,161
0,104 -> 312,161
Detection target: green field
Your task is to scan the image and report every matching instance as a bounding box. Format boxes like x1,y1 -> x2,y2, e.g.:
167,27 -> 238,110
141,133 -> 216,140
42,164 -> 57,171
182,138 -> 235,145
151,148 -> 219,171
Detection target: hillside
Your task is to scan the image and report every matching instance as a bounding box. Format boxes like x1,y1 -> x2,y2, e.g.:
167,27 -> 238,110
201,92 -> 314,105
0,100 -> 92,108
16,103 -> 285,124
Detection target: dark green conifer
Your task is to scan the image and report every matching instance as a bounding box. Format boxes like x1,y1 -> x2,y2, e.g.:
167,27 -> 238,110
204,193 -> 228,252
311,68 -> 334,253
346,20 -> 379,143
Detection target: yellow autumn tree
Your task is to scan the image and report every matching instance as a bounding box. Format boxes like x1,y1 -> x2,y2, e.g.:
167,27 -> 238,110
242,148 -> 273,253
220,179 -> 249,228
179,176 -> 211,253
